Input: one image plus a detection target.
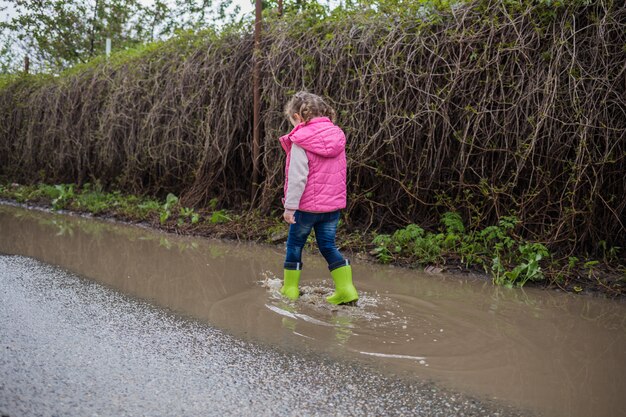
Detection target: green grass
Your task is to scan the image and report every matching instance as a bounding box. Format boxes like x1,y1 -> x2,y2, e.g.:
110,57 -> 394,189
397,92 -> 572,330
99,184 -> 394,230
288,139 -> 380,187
0,182 -> 229,228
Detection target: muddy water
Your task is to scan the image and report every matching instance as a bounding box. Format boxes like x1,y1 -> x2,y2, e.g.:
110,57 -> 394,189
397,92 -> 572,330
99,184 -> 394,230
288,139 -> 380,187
1,204 -> 624,417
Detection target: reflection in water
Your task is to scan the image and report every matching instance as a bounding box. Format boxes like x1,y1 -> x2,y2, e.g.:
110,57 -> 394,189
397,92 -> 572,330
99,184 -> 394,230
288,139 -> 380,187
266,300 -> 355,345
1,204 -> 625,417
330,315 -> 354,345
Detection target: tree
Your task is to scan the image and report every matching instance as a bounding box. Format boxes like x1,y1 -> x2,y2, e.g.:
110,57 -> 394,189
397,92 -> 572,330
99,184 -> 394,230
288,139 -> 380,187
0,0 -> 148,73
0,0 -> 241,74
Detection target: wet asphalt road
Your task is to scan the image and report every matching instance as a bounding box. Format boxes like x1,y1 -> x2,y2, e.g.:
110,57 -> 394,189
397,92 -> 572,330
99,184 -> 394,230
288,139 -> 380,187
0,255 -> 528,417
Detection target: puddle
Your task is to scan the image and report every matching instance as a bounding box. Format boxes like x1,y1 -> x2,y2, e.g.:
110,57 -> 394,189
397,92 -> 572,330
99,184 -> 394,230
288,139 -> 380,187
1,204 -> 625,417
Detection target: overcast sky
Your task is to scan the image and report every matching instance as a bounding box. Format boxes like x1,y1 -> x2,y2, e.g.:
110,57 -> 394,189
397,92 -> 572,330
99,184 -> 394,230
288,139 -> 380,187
0,0 -> 13,23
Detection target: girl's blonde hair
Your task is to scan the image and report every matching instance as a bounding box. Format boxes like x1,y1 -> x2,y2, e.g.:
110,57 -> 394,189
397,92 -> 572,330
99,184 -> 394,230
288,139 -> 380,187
284,91 -> 336,124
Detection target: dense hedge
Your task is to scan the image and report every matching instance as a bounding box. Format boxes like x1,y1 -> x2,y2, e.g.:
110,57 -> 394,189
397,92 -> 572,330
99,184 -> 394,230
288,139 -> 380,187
0,0 -> 624,254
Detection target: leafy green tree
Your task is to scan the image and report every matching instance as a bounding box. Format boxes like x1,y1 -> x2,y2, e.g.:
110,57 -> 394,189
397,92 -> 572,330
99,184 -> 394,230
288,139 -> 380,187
0,0 -> 240,74
1,0 -> 148,72
134,0 -> 241,42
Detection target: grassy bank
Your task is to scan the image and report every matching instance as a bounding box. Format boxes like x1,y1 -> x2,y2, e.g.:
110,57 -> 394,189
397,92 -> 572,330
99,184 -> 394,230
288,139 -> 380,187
1,182 -> 623,298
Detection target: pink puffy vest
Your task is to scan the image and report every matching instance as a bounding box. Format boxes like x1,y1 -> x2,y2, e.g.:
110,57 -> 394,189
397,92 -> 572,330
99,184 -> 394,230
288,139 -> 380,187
279,117 -> 347,212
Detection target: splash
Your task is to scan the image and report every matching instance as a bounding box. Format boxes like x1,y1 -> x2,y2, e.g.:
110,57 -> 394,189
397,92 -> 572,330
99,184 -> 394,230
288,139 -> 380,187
258,271 -> 408,327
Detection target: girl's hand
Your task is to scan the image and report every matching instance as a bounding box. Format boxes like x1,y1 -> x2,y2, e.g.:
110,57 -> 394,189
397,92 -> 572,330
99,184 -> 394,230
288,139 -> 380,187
283,209 -> 296,224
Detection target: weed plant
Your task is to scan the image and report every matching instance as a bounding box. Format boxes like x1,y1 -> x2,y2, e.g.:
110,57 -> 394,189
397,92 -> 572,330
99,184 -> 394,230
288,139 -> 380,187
372,212 -> 550,288
0,182 -> 225,227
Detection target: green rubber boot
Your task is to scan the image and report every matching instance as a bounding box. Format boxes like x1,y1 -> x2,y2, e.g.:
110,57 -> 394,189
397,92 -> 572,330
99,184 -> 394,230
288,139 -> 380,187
327,265 -> 359,305
280,269 -> 301,301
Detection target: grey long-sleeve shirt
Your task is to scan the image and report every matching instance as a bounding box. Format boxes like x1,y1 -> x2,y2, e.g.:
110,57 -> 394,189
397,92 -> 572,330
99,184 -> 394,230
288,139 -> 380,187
284,144 -> 309,210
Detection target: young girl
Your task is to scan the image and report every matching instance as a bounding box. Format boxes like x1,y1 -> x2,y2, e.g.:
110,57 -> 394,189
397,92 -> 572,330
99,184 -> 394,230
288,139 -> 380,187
278,91 -> 359,305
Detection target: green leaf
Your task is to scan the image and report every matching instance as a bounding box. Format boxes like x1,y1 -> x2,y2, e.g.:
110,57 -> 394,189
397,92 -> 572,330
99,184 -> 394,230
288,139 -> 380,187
159,210 -> 170,224
210,210 -> 231,224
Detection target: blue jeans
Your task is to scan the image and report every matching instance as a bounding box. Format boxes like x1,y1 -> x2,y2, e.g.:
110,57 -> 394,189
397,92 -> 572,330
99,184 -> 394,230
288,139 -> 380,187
284,210 -> 349,272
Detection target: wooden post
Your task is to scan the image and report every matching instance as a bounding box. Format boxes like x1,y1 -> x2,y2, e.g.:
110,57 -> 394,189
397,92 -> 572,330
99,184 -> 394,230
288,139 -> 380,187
24,56 -> 29,73
251,0 -> 262,202
278,0 -> 283,16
